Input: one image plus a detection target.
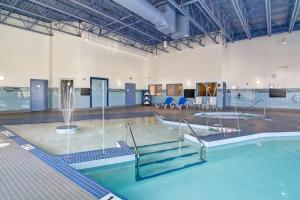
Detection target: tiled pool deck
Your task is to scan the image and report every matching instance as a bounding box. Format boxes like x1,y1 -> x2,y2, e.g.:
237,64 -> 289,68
1,106 -> 300,133
1,106 -> 300,199
0,127 -> 125,200
54,141 -> 135,170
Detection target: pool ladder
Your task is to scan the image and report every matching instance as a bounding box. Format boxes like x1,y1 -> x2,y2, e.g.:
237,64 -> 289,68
178,119 -> 207,161
241,98 -> 266,118
125,122 -> 141,180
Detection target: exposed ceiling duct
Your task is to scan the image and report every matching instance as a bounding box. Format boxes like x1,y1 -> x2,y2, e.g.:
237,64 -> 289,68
112,0 -> 190,39
112,0 -> 169,31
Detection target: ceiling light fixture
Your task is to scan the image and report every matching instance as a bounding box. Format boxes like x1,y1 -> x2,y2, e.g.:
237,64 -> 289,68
163,40 -> 168,48
281,33 -> 287,45
82,28 -> 89,42
0,75 -> 5,81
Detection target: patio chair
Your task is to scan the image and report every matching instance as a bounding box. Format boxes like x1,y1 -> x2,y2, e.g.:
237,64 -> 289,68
155,97 -> 174,109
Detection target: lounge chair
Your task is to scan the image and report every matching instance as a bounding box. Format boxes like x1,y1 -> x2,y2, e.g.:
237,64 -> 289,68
175,97 -> 188,109
192,96 -> 203,109
156,97 -> 174,109
209,97 -> 217,110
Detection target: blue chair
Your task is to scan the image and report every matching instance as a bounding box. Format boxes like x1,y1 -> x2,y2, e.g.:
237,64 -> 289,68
156,97 -> 174,109
175,97 -> 188,109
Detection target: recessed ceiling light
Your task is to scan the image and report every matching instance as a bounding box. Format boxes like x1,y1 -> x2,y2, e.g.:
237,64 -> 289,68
255,80 -> 261,85
281,33 -> 287,45
0,75 -> 5,81
163,40 -> 168,48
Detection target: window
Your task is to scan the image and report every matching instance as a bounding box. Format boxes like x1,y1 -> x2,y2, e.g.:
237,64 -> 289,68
167,84 -> 183,96
207,82 -> 217,96
197,82 -> 217,96
149,84 -> 162,96
197,83 -> 206,96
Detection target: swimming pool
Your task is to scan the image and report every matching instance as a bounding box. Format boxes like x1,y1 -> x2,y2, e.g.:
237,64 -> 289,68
194,112 -> 265,120
5,117 -> 219,155
81,138 -> 300,200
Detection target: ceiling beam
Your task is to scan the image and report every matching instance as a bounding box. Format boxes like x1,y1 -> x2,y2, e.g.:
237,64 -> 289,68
231,0 -> 251,39
265,0 -> 271,36
0,2 -> 155,53
289,0 -> 300,33
69,0 -> 164,43
27,0 -> 155,47
167,0 -> 219,44
196,0 -> 233,42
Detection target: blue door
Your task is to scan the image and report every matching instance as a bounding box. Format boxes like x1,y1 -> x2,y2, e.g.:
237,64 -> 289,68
30,79 -> 48,111
125,83 -> 136,106
91,78 -> 108,108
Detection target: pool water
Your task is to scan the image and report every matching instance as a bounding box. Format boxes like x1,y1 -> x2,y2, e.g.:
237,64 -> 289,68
194,112 -> 264,120
82,139 -> 300,200
5,117 -> 218,155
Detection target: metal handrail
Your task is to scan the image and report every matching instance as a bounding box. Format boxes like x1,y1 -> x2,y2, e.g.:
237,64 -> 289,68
178,119 -> 207,161
241,98 -> 266,117
125,122 -> 140,159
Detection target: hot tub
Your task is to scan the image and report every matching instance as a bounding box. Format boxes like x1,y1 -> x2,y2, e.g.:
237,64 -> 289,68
194,112 -> 265,120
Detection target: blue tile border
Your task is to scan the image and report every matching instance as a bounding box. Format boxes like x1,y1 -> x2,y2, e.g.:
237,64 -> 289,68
54,141 -> 134,165
0,126 -> 125,199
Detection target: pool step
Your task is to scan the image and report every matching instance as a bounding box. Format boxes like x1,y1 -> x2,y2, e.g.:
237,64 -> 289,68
137,140 -> 180,152
138,160 -> 206,181
139,152 -> 198,167
138,144 -> 198,165
136,141 -> 205,180
139,145 -> 190,156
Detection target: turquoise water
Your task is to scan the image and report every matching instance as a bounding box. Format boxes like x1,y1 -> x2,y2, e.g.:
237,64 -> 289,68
82,139 -> 300,200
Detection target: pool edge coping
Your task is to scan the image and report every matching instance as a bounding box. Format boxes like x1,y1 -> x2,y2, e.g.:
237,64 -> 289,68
153,112 -> 300,148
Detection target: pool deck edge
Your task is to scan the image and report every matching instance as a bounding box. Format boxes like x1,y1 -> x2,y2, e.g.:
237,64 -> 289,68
0,126 -> 126,200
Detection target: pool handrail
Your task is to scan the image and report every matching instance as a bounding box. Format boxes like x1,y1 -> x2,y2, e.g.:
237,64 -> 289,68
241,98 -> 266,117
125,122 -> 140,159
178,119 -> 207,161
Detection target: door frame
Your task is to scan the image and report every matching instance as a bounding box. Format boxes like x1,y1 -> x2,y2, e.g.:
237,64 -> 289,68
125,82 -> 136,107
90,77 -> 109,107
30,79 -> 49,112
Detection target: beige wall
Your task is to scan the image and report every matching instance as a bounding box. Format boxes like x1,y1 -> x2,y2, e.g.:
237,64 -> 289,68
147,32 -> 300,89
147,43 -> 224,89
1,23 -> 300,90
0,25 -> 149,89
222,33 -> 300,88
0,25 -> 49,87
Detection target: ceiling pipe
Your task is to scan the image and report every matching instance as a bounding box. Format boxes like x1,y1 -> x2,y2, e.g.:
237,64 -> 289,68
112,0 -> 168,31
265,0 -> 272,36
231,0 -> 251,39
196,0 -> 233,42
289,0 -> 300,33
167,0 -> 219,44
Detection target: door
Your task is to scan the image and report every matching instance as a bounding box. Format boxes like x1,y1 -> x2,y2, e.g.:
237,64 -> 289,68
30,79 -> 48,111
125,83 -> 136,106
91,78 -> 108,108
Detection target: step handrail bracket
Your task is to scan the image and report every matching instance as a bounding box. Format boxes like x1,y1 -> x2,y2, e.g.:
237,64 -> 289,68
125,122 -> 140,159
178,119 -> 207,161
125,122 -> 141,180
241,98 -> 266,117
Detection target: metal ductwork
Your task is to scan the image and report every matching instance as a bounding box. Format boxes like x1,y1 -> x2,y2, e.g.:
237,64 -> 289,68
112,0 -> 190,39
112,0 -> 169,31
